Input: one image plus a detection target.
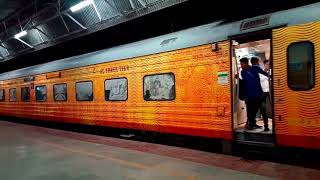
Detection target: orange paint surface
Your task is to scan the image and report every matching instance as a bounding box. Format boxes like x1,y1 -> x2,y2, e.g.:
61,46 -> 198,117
0,41 -> 233,140
273,22 -> 320,149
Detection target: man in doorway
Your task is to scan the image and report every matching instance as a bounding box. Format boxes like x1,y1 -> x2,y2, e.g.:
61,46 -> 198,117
240,57 -> 268,130
259,59 -> 271,131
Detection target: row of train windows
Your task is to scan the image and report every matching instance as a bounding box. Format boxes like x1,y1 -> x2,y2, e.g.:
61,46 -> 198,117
0,73 -> 176,102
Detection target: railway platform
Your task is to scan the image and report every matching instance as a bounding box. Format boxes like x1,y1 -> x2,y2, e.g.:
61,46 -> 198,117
0,120 -> 319,180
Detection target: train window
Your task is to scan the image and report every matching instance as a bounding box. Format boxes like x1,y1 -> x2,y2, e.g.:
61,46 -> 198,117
287,41 -> 315,91
53,83 -> 67,101
0,89 -> 4,101
76,81 -> 93,101
9,88 -> 16,102
36,85 -> 47,102
143,73 -> 175,101
105,78 -> 128,101
21,87 -> 30,102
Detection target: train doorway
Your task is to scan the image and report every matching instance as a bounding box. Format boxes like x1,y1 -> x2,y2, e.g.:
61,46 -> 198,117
231,32 -> 274,145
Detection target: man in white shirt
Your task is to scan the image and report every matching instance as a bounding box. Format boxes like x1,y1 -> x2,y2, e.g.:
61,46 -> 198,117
258,60 -> 271,131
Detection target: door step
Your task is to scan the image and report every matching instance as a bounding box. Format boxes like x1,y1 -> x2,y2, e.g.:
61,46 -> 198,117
236,140 -> 275,147
235,131 -> 274,144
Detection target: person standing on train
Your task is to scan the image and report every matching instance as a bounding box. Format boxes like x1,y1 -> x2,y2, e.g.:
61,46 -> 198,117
240,57 -> 268,130
259,60 -> 271,131
250,57 -> 269,129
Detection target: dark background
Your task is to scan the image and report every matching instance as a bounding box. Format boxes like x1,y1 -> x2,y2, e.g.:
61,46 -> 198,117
0,0 -> 319,73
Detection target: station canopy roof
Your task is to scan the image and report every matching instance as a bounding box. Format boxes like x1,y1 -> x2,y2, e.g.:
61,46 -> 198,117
0,0 -> 188,62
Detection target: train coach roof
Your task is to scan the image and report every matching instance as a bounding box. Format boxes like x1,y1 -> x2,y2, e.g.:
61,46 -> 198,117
1,2 -> 320,81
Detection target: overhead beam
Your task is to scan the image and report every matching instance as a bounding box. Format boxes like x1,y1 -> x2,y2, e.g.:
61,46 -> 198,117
65,13 -> 87,29
15,38 -> 34,49
36,28 -> 45,43
2,22 -> 7,34
0,43 -> 11,56
34,26 -> 51,41
137,0 -> 147,8
92,1 -> 102,21
129,0 -> 136,9
31,21 -> 45,43
60,15 -> 70,33
103,0 -> 124,16
0,43 -> 9,50
0,51 -> 4,59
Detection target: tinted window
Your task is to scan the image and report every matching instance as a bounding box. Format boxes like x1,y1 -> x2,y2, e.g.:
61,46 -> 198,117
53,84 -> 67,101
36,85 -> 47,102
144,73 -> 175,101
288,41 -> 315,90
76,81 -> 93,101
105,78 -> 128,101
21,87 -> 30,102
9,88 -> 16,102
0,89 -> 4,101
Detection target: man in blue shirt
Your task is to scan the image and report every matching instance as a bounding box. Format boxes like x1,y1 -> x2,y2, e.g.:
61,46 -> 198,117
240,57 -> 268,130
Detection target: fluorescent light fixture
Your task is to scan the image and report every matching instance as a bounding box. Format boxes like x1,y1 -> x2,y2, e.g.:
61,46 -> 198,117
70,0 -> 93,12
14,30 -> 27,39
14,31 -> 33,48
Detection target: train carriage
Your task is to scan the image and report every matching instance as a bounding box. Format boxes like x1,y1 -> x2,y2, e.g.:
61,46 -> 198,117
0,2 -> 320,151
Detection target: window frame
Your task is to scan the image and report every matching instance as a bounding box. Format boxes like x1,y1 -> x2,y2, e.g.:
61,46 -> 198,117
53,83 -> 68,102
0,89 -> 5,101
9,88 -> 17,102
287,41 -> 315,91
35,85 -> 47,102
104,77 -> 128,101
21,87 -> 31,102
143,72 -> 176,101
75,80 -> 94,102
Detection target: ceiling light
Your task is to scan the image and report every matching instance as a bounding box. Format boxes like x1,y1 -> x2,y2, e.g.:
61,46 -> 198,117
14,31 -> 27,39
70,0 -> 93,12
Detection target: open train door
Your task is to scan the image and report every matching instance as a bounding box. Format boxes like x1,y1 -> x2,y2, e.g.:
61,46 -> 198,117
231,29 -> 274,146
272,22 -> 320,149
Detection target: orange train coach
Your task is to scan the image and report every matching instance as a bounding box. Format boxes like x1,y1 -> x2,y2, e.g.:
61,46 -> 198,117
0,3 -> 320,151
